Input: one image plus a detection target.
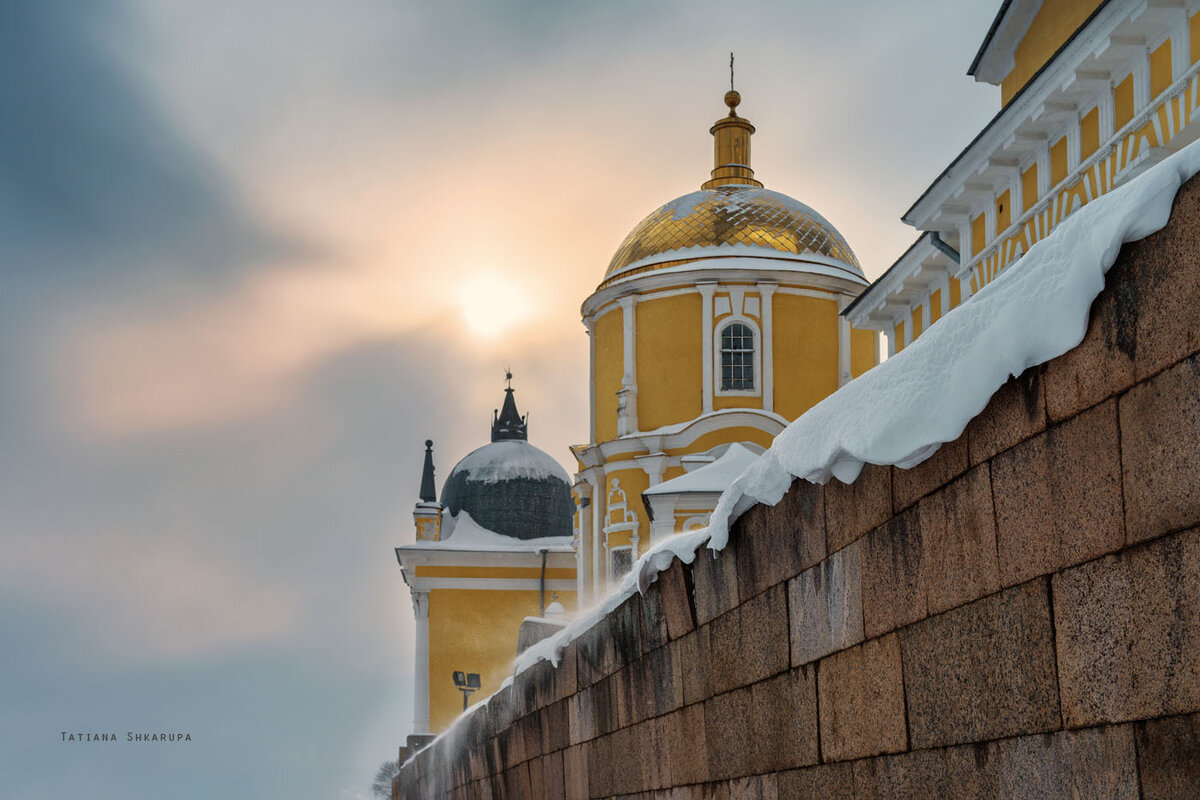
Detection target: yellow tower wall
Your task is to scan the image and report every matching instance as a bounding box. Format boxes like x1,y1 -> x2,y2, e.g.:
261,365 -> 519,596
635,294 -> 702,431
771,294 -> 840,421
592,307 -> 623,443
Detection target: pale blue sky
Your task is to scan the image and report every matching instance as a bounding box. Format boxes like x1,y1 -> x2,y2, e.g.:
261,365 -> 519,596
1,1 -> 999,797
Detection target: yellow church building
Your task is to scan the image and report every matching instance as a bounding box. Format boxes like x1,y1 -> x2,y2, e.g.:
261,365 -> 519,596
396,87 -> 879,735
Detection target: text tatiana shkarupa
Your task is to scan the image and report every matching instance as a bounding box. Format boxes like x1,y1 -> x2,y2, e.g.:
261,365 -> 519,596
61,731 -> 192,742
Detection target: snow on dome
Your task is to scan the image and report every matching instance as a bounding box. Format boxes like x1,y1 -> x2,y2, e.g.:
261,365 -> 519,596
448,440 -> 568,485
603,185 -> 862,282
513,138 -> 1200,678
440,440 -> 573,541
407,510 -> 573,552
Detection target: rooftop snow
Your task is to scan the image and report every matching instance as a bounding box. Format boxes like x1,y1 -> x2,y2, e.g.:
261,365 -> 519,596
644,443 -> 761,496
401,510 -> 574,553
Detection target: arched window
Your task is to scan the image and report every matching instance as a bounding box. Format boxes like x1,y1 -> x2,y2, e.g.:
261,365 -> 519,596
720,322 -> 755,390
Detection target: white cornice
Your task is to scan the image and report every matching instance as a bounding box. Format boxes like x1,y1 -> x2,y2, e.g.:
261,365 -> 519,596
972,0 -> 1046,85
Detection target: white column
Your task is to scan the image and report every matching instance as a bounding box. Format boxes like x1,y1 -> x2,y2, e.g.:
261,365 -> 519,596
617,296 -> 638,435
585,319 -> 596,443
589,470 -> 602,596
757,283 -> 776,411
411,590 -> 430,734
885,326 -> 896,358
698,283 -> 716,413
837,295 -> 852,387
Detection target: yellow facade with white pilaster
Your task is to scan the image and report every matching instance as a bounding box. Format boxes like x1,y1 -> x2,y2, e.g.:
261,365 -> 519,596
571,90 -> 878,600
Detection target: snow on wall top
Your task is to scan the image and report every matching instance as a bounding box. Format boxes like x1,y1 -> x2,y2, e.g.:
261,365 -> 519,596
510,137 -> 1200,679
447,440 -> 570,486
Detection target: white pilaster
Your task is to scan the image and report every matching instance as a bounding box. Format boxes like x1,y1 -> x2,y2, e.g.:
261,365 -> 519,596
589,470 -> 602,595
585,319 -> 596,443
411,590 -> 430,734
699,283 -> 716,412
757,283 -> 776,410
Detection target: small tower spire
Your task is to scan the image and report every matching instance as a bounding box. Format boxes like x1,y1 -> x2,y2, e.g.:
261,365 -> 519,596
491,370 -> 529,442
413,439 -> 443,541
702,54 -> 763,190
419,439 -> 437,502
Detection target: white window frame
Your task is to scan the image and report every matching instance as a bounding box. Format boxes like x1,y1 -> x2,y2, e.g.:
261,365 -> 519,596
713,316 -> 762,398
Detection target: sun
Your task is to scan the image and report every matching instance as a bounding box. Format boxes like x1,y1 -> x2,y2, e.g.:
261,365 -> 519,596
458,272 -> 531,338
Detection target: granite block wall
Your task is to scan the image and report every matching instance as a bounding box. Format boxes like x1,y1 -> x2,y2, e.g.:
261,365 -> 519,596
395,176 -> 1200,799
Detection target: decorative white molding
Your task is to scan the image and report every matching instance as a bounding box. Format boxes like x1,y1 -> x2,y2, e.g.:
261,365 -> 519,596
713,315 -> 763,398
411,590 -> 430,735
757,283 -> 776,412
698,283 -> 716,413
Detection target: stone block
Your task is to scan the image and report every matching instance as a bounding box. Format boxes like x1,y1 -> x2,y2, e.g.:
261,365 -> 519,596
586,733 -> 613,799
852,746 -> 984,800
775,478 -> 827,571
662,702 -> 708,786
1044,273 -> 1137,423
861,507 -> 927,638
750,666 -> 819,772
1120,173 -> 1200,381
892,435 -> 969,513
640,576 -> 670,654
528,754 -> 545,798
825,462 -> 892,552
978,724 -> 1138,799
691,545 -> 740,626
657,559 -> 696,640
707,583 -> 788,696
612,594 -> 645,665
728,773 -> 778,800
817,633 -> 906,761
567,684 -> 594,744
776,763 -> 856,799
704,686 -> 755,780
788,540 -> 863,666
502,763 -> 531,800
563,743 -> 588,800
966,366 -> 1046,465
1053,527 -> 1200,727
733,502 -> 801,602
607,725 -> 637,795
920,463 -> 999,615
1136,713 -> 1200,799
544,699 -> 570,754
553,640 -> 578,702
1120,354 -> 1200,543
574,615 -> 617,689
902,579 -> 1060,748
540,749 -> 566,800
675,626 -> 712,706
992,399 -> 1124,586
638,638 -> 683,719
591,675 -> 619,738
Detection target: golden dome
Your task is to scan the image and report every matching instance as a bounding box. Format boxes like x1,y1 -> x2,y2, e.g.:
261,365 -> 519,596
604,185 -> 862,280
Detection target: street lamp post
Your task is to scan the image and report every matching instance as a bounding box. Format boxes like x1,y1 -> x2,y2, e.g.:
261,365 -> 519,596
452,671 -> 481,711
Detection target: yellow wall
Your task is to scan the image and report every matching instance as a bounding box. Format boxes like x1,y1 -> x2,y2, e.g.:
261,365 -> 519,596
950,278 -> 962,309
1001,0 -> 1105,104
850,328 -> 878,378
427,586 -> 578,733
1192,11 -> 1200,64
996,189 -> 1011,232
1022,163 -> 1039,212
894,320 -> 906,352
636,294 -> 702,431
593,308 -> 623,443
912,304 -> 925,340
1050,135 -> 1068,187
771,294 -> 839,421
1151,39 -> 1173,99
1114,74 -> 1134,130
971,212 -> 986,256
929,289 -> 943,324
1080,106 -> 1099,161
603,466 -> 649,566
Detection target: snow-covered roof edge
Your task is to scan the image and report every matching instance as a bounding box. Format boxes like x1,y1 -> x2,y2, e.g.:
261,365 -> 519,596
510,138 -> 1200,678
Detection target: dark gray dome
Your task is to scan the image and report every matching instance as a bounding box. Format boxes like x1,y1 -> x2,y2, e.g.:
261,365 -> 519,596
440,440 -> 573,540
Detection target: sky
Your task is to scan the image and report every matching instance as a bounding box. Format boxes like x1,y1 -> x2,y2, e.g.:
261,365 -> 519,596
0,1 -> 1000,797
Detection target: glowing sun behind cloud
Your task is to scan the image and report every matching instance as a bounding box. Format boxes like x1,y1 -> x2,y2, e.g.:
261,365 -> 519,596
459,272 -> 533,338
